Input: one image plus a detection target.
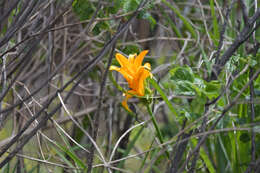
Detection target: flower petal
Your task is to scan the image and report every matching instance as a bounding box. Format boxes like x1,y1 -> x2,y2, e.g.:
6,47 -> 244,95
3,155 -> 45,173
121,90 -> 138,112
109,65 -> 120,71
132,66 -> 152,96
116,53 -> 135,75
138,69 -> 151,96
122,93 -> 132,112
110,66 -> 133,85
134,50 -> 149,67
128,54 -> 136,65
116,53 -> 129,67
111,50 -> 152,113
143,63 -> 151,71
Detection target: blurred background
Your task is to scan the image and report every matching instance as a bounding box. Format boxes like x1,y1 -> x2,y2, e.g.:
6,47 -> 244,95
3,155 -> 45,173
0,0 -> 260,172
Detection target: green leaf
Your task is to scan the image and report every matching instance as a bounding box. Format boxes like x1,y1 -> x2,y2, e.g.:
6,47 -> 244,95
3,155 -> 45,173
192,139 -> 216,173
72,0 -> 94,20
161,0 -> 197,39
55,128 -> 86,170
123,0 -> 140,13
210,0 -> 219,45
149,78 -> 178,119
225,54 -> 241,72
169,67 -> 206,96
170,66 -> 194,82
52,147 -> 76,171
174,80 -> 196,96
180,109 -> 200,121
1,163 -> 10,173
204,80 -> 221,99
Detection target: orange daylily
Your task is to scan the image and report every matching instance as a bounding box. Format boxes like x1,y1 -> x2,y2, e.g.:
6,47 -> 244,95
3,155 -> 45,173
110,50 -> 152,111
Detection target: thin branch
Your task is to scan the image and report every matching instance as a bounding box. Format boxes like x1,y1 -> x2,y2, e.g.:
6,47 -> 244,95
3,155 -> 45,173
211,7 -> 260,80
177,68 -> 260,173
0,1 -> 73,115
212,0 -> 235,76
0,0 -> 20,24
0,0 -> 148,167
86,10 -> 118,172
0,0 -> 39,48
240,0 -> 249,25
245,43 -> 259,173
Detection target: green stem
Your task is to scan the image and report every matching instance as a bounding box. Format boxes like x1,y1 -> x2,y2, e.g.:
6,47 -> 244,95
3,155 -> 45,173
149,78 -> 178,118
161,0 -> 197,39
146,104 -> 170,158
109,72 -> 126,93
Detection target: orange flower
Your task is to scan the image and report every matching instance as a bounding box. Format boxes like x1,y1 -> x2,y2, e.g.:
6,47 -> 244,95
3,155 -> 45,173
110,50 -> 152,112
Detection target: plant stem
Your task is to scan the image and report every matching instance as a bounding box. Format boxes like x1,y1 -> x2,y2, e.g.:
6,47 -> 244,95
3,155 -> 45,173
146,104 -> 170,158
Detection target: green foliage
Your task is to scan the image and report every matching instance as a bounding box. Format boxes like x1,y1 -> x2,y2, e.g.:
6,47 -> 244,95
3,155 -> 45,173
1,163 -> 10,173
122,0 -> 141,13
122,0 -> 156,27
170,66 -> 194,82
98,0 -> 260,171
169,66 -> 196,96
169,66 -> 221,100
204,80 -> 221,99
72,0 -> 95,20
209,0 -> 220,46
115,125 -> 145,172
121,0 -> 155,19
150,78 -> 178,117
2,0 -> 260,172
51,128 -> 87,172
161,0 -> 197,39
72,0 -> 157,33
122,45 -> 140,55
